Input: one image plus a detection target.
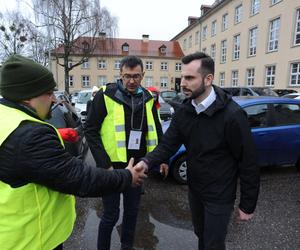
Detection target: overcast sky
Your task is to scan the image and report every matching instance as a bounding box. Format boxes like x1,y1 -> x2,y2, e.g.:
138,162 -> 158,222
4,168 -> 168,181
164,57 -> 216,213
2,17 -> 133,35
1,0 -> 215,41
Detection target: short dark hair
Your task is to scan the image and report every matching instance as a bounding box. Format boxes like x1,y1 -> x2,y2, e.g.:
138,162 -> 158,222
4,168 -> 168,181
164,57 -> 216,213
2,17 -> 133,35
120,56 -> 144,72
181,52 -> 214,76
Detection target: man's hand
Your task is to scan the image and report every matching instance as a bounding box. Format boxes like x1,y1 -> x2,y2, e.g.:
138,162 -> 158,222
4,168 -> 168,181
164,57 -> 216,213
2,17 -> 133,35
236,208 -> 254,222
134,160 -> 149,173
126,158 -> 147,186
160,163 -> 169,178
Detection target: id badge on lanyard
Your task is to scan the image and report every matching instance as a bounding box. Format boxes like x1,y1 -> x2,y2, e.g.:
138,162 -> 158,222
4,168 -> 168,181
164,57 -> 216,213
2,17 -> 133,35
128,130 -> 142,150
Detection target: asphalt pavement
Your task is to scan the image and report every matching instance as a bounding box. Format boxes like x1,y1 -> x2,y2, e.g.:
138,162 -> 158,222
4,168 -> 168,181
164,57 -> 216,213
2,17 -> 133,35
65,155 -> 300,250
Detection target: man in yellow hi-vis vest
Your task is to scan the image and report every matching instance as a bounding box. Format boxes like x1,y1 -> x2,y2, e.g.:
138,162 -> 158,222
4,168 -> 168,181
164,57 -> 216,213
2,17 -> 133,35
85,55 -> 168,250
0,55 -> 147,250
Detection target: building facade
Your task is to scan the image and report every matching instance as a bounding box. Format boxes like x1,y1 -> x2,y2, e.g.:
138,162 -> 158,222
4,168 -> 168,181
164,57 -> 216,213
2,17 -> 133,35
52,35 -> 184,92
172,0 -> 300,90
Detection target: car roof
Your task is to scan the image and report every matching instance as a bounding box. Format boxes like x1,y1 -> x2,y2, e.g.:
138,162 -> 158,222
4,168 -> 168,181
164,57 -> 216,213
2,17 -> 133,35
233,96 -> 300,106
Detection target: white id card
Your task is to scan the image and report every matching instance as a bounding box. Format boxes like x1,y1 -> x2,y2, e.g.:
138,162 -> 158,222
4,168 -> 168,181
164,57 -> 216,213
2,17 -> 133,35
128,130 -> 142,150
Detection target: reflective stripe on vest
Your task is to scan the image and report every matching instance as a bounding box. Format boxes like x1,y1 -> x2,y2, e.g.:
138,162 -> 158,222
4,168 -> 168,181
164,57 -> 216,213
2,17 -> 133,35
100,87 -> 159,162
0,104 -> 76,250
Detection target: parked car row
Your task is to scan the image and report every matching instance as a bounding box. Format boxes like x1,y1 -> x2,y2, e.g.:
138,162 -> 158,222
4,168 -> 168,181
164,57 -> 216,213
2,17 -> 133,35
156,96 -> 300,184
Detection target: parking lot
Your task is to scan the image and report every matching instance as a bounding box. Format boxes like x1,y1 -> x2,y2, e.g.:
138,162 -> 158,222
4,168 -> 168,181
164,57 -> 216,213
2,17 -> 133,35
65,165 -> 300,250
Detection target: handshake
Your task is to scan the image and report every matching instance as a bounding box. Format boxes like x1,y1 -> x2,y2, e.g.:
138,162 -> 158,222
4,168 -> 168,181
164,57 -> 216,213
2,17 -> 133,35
125,158 -> 169,186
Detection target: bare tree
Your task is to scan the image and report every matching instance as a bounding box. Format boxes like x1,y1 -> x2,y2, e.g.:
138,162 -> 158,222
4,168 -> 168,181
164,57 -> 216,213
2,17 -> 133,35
32,0 -> 118,94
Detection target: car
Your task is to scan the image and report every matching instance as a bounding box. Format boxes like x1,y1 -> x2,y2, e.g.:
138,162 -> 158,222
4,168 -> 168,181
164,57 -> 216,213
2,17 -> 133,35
160,90 -> 178,102
159,96 -> 300,184
222,87 -> 278,97
282,93 -> 300,99
168,92 -> 187,112
274,89 -> 298,96
74,89 -> 93,123
46,92 -> 88,159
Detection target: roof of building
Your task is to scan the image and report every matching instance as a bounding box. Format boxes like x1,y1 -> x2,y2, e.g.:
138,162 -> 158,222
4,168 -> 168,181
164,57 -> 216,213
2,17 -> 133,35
53,36 -> 184,59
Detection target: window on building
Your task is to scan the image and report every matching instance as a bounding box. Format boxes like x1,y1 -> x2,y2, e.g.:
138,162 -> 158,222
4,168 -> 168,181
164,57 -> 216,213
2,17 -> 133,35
188,35 -> 192,48
219,72 -> 225,87
251,0 -> 260,15
249,27 -> 257,56
98,76 -> 107,86
247,68 -> 255,86
183,39 -> 187,50
82,58 -> 89,69
202,26 -> 207,40
235,5 -> 242,24
210,44 -> 216,60
289,62 -> 300,86
145,76 -> 153,87
160,77 -> 168,88
265,65 -> 276,86
211,20 -> 217,36
122,44 -> 129,52
233,34 -> 240,60
68,59 -> 73,68
294,9 -> 300,45
231,70 -> 239,86
69,75 -> 74,87
222,13 -> 228,31
175,62 -> 182,71
81,75 -> 90,87
146,61 -> 153,70
271,0 -> 281,5
160,62 -> 168,71
195,31 -> 199,44
268,17 -> 280,52
114,60 -> 120,70
221,40 -> 227,63
98,59 -> 106,69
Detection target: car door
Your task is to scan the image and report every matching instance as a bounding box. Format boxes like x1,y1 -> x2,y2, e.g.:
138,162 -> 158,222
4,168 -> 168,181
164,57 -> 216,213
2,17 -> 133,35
243,103 -> 273,166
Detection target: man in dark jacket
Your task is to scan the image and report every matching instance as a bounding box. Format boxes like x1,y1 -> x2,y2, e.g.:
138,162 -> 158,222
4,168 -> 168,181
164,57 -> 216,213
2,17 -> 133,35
0,55 -> 146,250
85,55 -> 167,250
136,52 -> 260,250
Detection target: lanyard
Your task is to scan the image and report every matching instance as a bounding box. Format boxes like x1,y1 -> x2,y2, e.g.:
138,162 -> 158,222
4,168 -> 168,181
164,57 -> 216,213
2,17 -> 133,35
130,92 -> 145,131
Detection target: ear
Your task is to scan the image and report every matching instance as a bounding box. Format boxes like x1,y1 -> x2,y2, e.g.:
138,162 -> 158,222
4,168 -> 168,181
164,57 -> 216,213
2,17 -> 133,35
205,74 -> 214,86
141,71 -> 145,79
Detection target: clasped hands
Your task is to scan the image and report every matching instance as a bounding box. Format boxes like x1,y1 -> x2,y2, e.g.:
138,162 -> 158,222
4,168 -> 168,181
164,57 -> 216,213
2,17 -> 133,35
125,158 -> 169,186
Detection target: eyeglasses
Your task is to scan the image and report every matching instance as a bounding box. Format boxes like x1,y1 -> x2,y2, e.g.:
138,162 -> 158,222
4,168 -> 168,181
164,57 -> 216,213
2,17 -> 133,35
122,74 -> 142,81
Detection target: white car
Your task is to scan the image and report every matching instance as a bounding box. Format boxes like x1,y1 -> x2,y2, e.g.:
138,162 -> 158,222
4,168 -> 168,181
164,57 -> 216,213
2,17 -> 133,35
74,89 -> 93,123
282,93 -> 300,99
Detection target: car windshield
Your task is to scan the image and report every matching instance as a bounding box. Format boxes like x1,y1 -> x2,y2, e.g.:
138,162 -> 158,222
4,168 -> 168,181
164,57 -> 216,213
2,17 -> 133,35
77,91 -> 92,104
161,91 -> 177,100
252,88 -> 278,96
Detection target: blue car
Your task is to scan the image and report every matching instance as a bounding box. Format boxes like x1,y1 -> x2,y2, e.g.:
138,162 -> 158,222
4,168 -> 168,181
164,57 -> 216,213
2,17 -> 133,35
160,96 -> 300,184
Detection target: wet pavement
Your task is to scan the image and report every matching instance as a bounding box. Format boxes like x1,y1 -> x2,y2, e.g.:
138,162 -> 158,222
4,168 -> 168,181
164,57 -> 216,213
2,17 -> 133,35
65,159 -> 300,250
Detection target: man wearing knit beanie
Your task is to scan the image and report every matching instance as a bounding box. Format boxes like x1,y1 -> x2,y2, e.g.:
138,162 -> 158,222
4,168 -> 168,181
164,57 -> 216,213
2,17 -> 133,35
0,55 -> 147,250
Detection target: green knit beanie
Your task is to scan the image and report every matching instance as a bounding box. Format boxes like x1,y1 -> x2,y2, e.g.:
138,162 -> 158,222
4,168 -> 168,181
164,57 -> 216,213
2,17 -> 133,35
0,55 -> 56,101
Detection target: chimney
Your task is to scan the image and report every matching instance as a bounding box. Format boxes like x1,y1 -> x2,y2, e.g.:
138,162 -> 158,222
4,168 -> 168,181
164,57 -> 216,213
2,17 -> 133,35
142,34 -> 149,42
200,5 -> 212,16
99,32 -> 106,38
188,16 -> 198,26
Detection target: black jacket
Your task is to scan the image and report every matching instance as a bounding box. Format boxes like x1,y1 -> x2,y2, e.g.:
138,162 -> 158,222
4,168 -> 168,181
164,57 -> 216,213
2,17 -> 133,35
144,86 -> 260,213
0,99 -> 132,197
85,82 -> 163,169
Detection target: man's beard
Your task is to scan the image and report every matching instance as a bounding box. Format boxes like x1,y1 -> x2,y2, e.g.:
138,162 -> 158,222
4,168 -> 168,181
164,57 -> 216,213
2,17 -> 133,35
190,83 -> 206,100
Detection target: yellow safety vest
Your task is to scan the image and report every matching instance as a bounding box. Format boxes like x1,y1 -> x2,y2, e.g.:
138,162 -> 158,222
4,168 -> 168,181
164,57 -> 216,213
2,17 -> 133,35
0,104 -> 76,250
100,87 -> 159,162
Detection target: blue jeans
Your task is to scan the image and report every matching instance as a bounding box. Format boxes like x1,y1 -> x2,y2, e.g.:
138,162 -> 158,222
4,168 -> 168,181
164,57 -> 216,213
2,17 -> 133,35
97,185 -> 142,250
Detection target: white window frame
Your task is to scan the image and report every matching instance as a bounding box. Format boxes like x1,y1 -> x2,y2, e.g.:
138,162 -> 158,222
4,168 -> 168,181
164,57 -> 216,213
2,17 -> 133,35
82,58 -> 89,69
210,44 -> 216,60
146,61 -> 153,70
233,34 -> 240,60
246,68 -> 255,86
68,75 -> 74,87
268,17 -> 280,52
98,75 -> 107,86
289,62 -> 300,86
220,40 -> 227,63
294,9 -> 300,45
249,27 -> 257,56
219,72 -> 225,87
98,59 -> 106,69
265,65 -> 276,86
271,0 -> 281,5
211,20 -> 217,37
231,71 -> 238,86
68,59 -> 73,68
160,77 -> 168,88
160,62 -> 168,71
235,5 -> 242,24
175,62 -> 182,71
222,13 -> 228,31
145,76 -> 153,87
114,60 -> 120,70
251,0 -> 260,16
81,75 -> 90,87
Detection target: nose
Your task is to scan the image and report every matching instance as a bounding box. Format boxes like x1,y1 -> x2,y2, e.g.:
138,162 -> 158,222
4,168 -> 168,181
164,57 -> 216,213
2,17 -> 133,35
180,78 -> 186,87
